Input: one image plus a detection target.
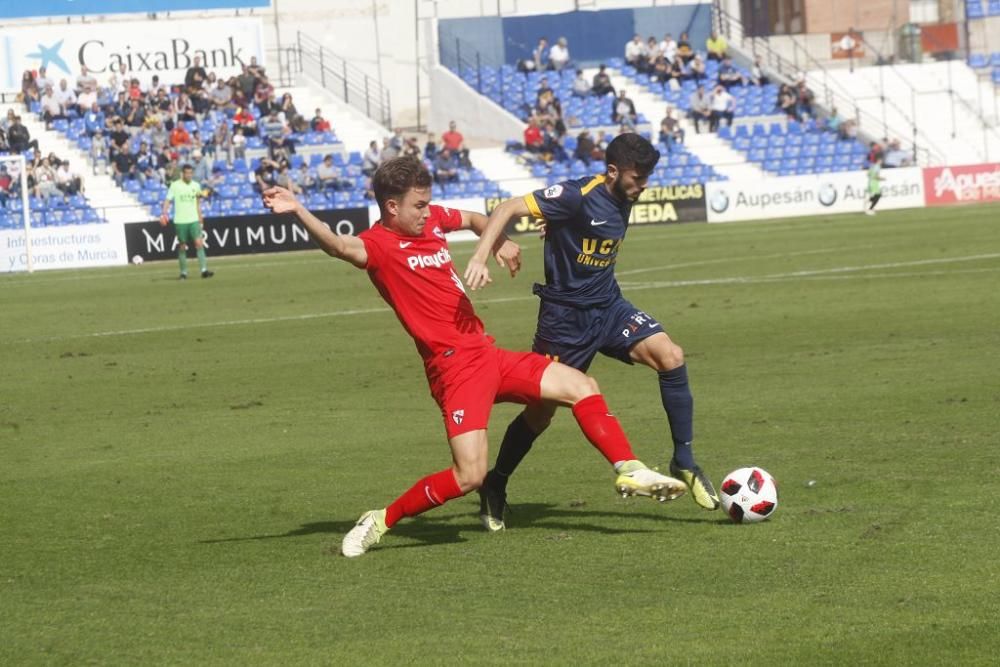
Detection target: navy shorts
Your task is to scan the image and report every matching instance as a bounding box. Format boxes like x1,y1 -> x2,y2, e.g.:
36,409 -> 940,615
531,297 -> 665,372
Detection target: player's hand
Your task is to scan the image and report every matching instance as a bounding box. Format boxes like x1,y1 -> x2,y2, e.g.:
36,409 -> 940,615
463,256 -> 492,291
262,186 -> 299,214
493,239 -> 521,278
159,213 -> 169,227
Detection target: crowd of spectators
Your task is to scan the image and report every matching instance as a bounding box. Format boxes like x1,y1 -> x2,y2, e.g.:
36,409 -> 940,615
1,111 -> 83,208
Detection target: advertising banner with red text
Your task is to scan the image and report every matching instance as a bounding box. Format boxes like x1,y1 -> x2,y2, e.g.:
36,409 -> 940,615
923,163 -> 1000,206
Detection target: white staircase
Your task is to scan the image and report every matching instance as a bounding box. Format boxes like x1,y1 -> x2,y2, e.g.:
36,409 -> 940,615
469,146 -> 544,196
289,77 -> 390,155
2,103 -> 147,224
607,71 -> 765,182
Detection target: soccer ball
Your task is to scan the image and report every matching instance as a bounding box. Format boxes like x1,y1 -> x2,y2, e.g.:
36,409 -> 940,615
131,255 -> 145,265
720,467 -> 778,523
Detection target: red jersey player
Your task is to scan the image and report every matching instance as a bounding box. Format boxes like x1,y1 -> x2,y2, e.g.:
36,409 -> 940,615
262,157 -> 684,557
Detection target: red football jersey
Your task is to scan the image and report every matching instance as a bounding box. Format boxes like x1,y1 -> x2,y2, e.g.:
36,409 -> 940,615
360,205 -> 489,360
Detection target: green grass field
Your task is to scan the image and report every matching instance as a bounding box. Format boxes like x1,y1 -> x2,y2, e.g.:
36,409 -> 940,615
2,205 -> 999,665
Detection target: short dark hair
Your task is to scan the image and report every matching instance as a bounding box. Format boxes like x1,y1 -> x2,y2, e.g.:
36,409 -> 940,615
181,164 -> 193,171
605,133 -> 660,175
372,157 -> 432,212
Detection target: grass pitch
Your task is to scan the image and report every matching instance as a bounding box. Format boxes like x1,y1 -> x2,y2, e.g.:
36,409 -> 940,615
2,204 -> 999,665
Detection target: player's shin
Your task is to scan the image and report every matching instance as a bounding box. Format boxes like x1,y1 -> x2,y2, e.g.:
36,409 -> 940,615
658,365 -> 695,468
384,468 -> 463,528
196,246 -> 208,272
571,394 -> 635,465
177,246 -> 188,275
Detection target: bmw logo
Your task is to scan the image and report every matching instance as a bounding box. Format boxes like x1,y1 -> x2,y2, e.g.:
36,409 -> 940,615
818,183 -> 838,207
710,190 -> 730,213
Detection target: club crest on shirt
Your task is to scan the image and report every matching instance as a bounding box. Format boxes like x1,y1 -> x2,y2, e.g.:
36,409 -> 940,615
451,409 -> 464,425
543,184 -> 563,199
433,227 -> 446,239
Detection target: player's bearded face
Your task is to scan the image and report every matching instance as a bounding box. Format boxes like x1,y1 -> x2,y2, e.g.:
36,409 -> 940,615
609,167 -> 649,202
389,186 -> 432,236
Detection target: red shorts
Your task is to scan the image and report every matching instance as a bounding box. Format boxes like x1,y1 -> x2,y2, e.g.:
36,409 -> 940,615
425,344 -> 552,438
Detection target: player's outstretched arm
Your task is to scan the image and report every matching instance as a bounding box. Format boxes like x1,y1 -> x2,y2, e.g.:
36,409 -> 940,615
464,196 -> 531,290
459,210 -> 521,278
262,186 -> 367,268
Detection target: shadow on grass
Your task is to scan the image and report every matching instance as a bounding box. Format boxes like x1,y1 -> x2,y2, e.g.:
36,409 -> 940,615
200,500 -> 725,549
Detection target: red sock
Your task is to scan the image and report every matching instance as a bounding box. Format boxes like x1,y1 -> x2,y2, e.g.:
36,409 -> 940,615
571,394 -> 636,465
384,468 -> 463,528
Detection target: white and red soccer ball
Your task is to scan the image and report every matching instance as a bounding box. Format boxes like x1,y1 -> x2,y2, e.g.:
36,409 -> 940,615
720,467 -> 778,523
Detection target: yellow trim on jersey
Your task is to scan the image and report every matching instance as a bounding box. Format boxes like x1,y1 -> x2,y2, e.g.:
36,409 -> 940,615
580,175 -> 605,196
524,193 -> 543,218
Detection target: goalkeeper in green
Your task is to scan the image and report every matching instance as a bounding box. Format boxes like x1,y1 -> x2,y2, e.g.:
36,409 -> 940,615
161,164 -> 214,279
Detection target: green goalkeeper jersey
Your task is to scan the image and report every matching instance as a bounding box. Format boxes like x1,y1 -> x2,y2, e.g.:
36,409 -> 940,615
867,163 -> 882,196
168,179 -> 202,224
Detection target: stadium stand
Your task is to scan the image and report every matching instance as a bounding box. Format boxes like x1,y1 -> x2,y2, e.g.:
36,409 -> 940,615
717,120 -> 869,176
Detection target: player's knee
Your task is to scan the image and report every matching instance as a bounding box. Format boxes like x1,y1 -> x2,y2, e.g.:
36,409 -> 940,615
453,460 -> 487,493
570,374 -> 601,402
665,343 -> 685,369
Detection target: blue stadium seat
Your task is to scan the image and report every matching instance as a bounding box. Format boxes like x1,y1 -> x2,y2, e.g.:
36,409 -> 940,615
969,53 -> 989,69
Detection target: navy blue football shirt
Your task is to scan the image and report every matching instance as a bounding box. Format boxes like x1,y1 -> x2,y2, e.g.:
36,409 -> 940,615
524,175 -> 633,307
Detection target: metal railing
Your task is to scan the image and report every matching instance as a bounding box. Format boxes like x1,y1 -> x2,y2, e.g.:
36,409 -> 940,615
438,34 -> 507,97
711,3 -> 948,166
293,32 -> 392,129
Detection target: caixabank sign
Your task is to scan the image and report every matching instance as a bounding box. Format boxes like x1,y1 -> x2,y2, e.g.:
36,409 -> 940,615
705,168 -> 925,223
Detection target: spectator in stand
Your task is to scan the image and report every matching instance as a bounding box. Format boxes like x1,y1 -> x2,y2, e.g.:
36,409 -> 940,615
710,84 -> 736,131
389,127 -> 406,154
233,105 -> 257,137
275,163 -> 302,195
35,67 -> 53,95
236,65 -> 257,101
316,154 -> 351,191
232,127 -> 247,160
55,79 -> 78,114
362,140 -> 381,176
706,31 -> 728,61
294,163 -> 316,193
135,142 -> 159,186
840,118 -> 858,141
126,98 -> 146,129
403,136 -> 422,158
660,105 -> 685,152
689,54 -> 707,83
81,102 -> 105,137
825,106 -> 843,135
572,69 -> 591,97
33,157 -> 59,199
21,71 -> 40,112
624,34 -> 646,69
573,130 -> 596,165
209,79 -> 234,111
192,150 -> 213,184
90,130 -> 108,174
659,33 -> 678,62
651,56 -> 670,85
424,132 -> 439,160
41,87 -> 66,127
688,84 -> 712,133
7,116 -> 37,154
611,90 -> 637,129
126,78 -> 143,101
642,37 -> 661,74
253,157 -> 279,193
778,84 -> 799,120
676,32 -> 694,64
717,57 -> 745,89
523,115 -> 544,153
148,74 -> 168,97
592,64 -> 616,97
668,55 -> 686,85
262,110 -> 295,157
254,77 -> 276,116
883,139 -> 910,168
75,65 -> 97,94
173,92 -> 197,123
281,93 -> 305,131
55,160 -> 82,198
379,136 -> 399,163
311,108 -> 331,132
441,120 -> 471,167
796,80 -> 815,119
0,165 -> 11,209
0,126 -> 7,155
170,122 -> 192,150
532,38 -> 549,72
750,55 -> 769,86
549,37 -> 571,71
111,146 -> 137,187
541,120 -> 568,162
433,148 -> 459,183
185,55 -> 208,93
77,85 -> 98,115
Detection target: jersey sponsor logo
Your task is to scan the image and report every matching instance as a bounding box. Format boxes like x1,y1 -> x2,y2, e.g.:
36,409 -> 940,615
451,409 -> 464,425
590,219 -> 608,226
406,247 -> 452,271
576,237 -> 622,268
543,184 -> 563,199
399,241 -> 413,248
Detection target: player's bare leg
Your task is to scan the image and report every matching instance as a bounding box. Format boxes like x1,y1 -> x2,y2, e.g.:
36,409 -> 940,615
630,332 -> 719,509
343,430 -> 486,557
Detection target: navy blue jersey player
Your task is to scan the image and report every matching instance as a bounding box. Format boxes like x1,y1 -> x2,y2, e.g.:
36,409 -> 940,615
464,133 -> 719,530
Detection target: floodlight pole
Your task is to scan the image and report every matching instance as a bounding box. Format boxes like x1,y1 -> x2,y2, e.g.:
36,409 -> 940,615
19,154 -> 33,273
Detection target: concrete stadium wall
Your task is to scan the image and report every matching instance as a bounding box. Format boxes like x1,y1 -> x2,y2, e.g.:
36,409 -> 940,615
428,66 -> 524,143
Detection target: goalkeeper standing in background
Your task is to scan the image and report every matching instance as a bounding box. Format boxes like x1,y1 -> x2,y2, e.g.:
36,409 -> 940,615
161,164 -> 214,279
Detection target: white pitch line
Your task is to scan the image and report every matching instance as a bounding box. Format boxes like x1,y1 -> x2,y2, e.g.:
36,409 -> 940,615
8,254 -> 998,344
615,245 -> 872,277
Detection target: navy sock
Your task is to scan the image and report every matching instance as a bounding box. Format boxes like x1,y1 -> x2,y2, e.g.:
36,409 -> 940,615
492,413 -> 540,490
658,364 -> 695,468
